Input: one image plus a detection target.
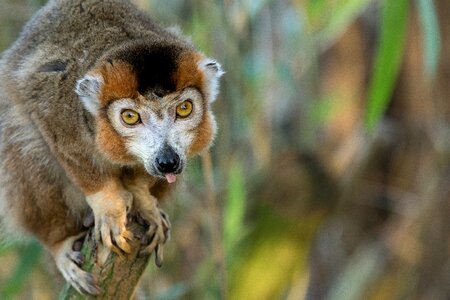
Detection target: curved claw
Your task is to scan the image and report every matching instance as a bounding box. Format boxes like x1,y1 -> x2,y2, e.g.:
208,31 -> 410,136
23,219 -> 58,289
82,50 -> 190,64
155,245 -> 163,268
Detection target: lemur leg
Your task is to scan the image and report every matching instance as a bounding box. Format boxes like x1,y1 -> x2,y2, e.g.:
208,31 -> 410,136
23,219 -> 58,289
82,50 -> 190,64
122,172 -> 171,266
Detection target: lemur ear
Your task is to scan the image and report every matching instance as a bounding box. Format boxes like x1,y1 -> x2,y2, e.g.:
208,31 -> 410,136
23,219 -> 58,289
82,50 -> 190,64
200,58 -> 224,102
75,74 -> 103,115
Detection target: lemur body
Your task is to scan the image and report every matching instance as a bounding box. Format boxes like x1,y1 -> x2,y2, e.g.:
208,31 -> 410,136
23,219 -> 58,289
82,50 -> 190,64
0,0 -> 222,294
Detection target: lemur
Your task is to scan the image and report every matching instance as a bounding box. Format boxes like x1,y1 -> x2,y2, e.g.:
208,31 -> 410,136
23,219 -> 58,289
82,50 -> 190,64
0,0 -> 223,295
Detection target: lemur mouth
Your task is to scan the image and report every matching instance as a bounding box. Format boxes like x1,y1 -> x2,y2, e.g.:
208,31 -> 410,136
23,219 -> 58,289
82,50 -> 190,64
160,166 -> 183,184
164,173 -> 177,184
148,165 -> 183,184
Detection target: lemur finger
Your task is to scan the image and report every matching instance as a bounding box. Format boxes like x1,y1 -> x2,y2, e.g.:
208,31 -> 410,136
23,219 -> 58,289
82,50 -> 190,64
139,245 -> 153,256
84,273 -> 102,295
146,223 -> 157,237
136,212 -> 150,227
122,230 -> 134,241
160,211 -> 171,242
114,235 -> 132,254
155,245 -> 163,268
69,269 -> 101,296
162,220 -> 170,232
160,210 -> 171,227
97,245 -> 110,267
94,225 -> 101,244
161,216 -> 170,230
110,224 -> 132,253
121,190 -> 133,214
69,251 -> 84,266
145,231 -> 161,254
139,225 -> 156,247
100,224 -> 114,250
71,270 -> 101,296
139,234 -> 158,256
162,222 -> 170,243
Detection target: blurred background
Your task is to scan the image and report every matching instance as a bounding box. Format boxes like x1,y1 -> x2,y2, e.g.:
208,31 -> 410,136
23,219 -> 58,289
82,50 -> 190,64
1,0 -> 449,299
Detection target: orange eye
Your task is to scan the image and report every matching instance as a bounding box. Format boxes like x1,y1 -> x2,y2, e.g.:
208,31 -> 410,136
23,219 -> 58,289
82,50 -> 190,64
121,109 -> 140,125
176,100 -> 193,118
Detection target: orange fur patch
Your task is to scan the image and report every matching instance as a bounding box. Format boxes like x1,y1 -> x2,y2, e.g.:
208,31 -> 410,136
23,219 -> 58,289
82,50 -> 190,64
188,111 -> 215,156
89,60 -> 138,164
96,117 -> 135,164
173,51 -> 205,91
93,61 -> 139,105
175,51 -> 216,156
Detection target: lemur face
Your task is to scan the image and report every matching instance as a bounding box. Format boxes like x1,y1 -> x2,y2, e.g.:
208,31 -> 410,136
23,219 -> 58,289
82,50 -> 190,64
75,41 -> 223,182
106,88 -> 205,181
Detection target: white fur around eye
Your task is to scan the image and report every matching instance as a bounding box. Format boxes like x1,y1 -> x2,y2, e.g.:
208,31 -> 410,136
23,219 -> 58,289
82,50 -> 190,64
107,99 -> 141,137
175,89 -> 203,127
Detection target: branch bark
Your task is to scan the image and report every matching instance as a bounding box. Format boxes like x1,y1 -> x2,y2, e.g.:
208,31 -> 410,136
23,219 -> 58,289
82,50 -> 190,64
59,223 -> 151,300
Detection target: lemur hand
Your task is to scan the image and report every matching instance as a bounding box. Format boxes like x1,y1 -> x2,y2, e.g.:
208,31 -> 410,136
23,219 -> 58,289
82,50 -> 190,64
137,207 -> 171,267
86,188 -> 133,259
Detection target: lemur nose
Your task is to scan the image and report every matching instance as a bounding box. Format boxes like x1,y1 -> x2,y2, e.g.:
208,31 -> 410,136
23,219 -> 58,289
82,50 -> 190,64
156,147 -> 180,174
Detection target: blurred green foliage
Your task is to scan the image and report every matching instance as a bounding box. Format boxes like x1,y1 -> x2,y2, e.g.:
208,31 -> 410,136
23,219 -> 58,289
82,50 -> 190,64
1,241 -> 42,299
365,0 -> 410,131
224,160 -> 247,265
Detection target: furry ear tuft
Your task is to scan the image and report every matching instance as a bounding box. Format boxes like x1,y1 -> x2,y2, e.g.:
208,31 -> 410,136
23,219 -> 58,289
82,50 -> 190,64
75,74 -> 103,115
200,58 -> 224,102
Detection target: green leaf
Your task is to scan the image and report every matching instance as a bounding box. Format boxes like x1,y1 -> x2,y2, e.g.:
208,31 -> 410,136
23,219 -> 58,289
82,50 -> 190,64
365,0 -> 410,131
224,161 -> 246,258
1,241 -> 42,299
417,0 -> 441,79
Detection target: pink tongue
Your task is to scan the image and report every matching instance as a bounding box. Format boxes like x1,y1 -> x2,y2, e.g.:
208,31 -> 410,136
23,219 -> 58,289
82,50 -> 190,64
165,173 -> 177,183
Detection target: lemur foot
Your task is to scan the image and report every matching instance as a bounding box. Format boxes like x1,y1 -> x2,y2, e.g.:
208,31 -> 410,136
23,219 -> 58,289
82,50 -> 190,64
138,209 -> 171,266
52,233 -> 101,295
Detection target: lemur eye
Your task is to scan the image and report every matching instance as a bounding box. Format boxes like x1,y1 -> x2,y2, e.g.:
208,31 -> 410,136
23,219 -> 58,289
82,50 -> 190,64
176,100 -> 193,118
121,109 -> 140,125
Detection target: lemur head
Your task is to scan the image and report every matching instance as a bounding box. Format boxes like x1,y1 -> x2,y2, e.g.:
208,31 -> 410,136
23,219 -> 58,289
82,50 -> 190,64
75,40 -> 224,183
